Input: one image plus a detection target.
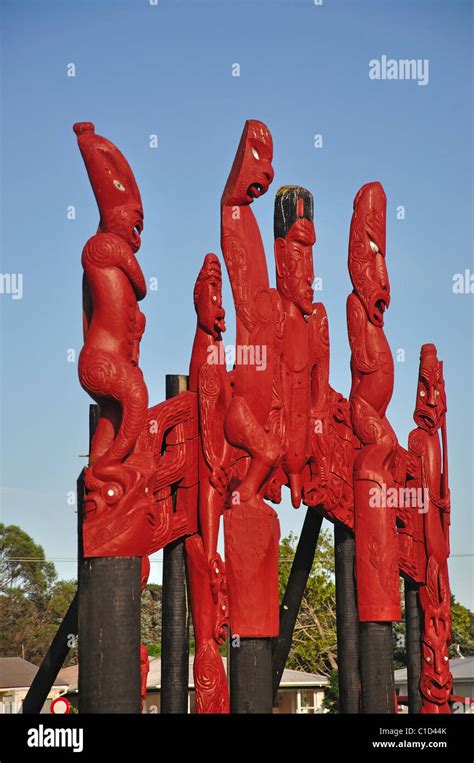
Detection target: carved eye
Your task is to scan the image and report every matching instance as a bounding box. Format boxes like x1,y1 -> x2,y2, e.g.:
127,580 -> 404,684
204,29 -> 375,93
435,389 -> 440,396
113,179 -> 126,191
369,240 -> 379,253
443,655 -> 448,662
420,390 -> 426,398
252,147 -> 260,160
212,295 -> 217,303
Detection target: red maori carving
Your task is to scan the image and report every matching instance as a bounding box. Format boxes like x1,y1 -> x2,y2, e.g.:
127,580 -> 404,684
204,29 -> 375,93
186,534 -> 229,713
74,122 -> 156,558
266,185 -> 357,527
395,439 -> 425,584
186,254 -> 230,713
306,303 -> 359,528
221,120 -> 280,638
408,344 -> 452,713
271,186 -> 315,509
347,182 -> 401,621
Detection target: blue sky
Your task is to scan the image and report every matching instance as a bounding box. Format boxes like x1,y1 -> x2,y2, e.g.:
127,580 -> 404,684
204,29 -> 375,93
1,0 -> 472,609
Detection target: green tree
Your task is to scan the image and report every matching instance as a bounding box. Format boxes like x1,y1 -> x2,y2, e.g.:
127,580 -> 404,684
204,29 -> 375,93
0,523 -> 56,597
392,580 -> 407,670
322,669 -> 340,713
450,595 -> 474,658
141,583 -> 162,656
278,529 -> 337,678
0,524 -> 77,665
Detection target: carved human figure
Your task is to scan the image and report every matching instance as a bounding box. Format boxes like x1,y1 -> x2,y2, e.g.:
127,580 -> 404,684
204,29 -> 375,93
271,186 -> 316,508
268,186 -> 356,527
186,253 -> 230,713
220,120 -> 280,637
189,254 -> 232,562
74,122 -> 155,557
346,181 -> 401,621
408,344 -> 452,713
306,301 -> 358,528
220,120 -> 280,505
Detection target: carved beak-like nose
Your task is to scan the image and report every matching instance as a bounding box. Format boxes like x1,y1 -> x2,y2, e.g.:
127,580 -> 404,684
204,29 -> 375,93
264,167 -> 274,185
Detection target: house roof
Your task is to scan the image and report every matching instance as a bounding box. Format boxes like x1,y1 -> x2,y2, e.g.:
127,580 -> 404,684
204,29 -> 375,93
58,656 -> 329,693
394,656 -> 474,684
0,657 -> 68,690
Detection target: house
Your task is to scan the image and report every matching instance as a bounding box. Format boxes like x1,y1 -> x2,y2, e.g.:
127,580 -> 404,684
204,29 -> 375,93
394,656 -> 474,713
58,656 -> 329,714
0,657 -> 69,714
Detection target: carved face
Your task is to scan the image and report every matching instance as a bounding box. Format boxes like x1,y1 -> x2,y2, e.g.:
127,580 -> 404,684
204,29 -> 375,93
275,219 -> 316,315
221,120 -> 274,206
414,344 -> 446,432
194,254 -> 226,339
74,122 -> 144,252
419,557 -> 452,708
348,182 -> 389,326
420,631 -> 452,707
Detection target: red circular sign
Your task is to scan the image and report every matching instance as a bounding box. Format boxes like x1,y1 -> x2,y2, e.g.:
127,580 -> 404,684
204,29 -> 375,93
50,696 -> 71,714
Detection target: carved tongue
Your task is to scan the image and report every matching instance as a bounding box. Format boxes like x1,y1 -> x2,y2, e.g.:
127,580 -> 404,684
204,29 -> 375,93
289,474 -> 302,508
248,183 -> 262,198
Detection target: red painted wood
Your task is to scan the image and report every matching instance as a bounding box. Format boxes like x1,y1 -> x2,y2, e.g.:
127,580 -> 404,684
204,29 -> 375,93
408,345 -> 452,713
71,119 -> 455,715
347,181 -> 401,622
186,254 -> 231,713
220,121 -> 280,639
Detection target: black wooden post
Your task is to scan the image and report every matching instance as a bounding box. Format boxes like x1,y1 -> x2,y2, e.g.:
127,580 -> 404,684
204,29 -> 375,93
78,557 -> 141,713
160,374 -> 189,714
78,405 -> 142,713
334,523 -> 360,713
230,638 -> 273,713
405,578 -> 422,713
272,506 -> 323,703
359,622 -> 395,713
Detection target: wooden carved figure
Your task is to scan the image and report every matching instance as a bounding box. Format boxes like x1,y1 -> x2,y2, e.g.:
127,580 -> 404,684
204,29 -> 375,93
346,181 -> 401,621
268,185 -> 356,528
271,186 -> 315,508
186,253 -> 230,713
408,344 -> 452,713
74,122 -> 156,557
220,120 -> 281,637
306,301 -> 358,529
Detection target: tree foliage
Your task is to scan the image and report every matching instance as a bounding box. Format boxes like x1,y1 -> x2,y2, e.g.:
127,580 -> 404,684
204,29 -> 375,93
0,523 -> 56,597
278,528 -> 337,678
0,523 -> 77,665
141,583 -> 162,656
450,595 -> 474,658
